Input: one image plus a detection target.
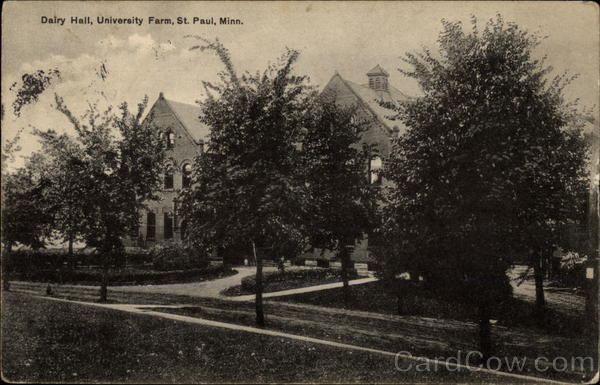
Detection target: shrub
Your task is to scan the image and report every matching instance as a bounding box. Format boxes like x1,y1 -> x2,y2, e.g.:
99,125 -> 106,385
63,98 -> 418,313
150,242 -> 210,271
11,264 -> 234,285
558,251 -> 588,288
3,249 -> 154,275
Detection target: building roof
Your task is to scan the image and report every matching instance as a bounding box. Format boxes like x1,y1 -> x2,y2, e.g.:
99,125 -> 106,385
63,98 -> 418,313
366,64 -> 389,77
163,98 -> 210,143
330,73 -> 411,135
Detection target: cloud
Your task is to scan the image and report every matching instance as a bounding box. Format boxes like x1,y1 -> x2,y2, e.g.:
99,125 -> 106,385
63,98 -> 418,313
1,33 -> 220,169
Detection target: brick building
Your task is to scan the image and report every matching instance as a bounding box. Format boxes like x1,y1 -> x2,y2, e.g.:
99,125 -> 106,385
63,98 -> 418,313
133,66 -> 410,264
130,92 -> 209,247
301,65 -> 410,263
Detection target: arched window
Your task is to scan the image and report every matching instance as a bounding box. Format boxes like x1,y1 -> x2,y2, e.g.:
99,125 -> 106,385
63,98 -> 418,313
182,163 -> 192,188
369,156 -> 383,185
164,170 -> 174,189
146,212 -> 156,240
164,213 -> 173,240
167,132 -> 175,148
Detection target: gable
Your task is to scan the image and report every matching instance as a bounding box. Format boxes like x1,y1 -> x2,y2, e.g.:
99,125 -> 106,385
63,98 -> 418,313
144,94 -> 209,146
321,73 -> 410,136
164,99 -> 210,143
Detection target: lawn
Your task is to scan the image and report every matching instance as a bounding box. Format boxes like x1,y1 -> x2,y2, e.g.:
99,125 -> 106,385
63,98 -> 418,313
275,280 -> 594,336
222,267 -> 360,296
2,292 -> 516,383
146,300 -> 595,383
11,281 -> 591,382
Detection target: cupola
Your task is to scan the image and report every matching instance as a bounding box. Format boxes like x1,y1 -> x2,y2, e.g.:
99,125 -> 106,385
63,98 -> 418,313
367,65 -> 389,91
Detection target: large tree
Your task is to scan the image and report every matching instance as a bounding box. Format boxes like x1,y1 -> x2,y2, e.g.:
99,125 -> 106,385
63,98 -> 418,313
301,99 -> 378,307
1,153 -> 55,253
380,15 -> 588,357
33,130 -> 88,257
179,39 -> 312,326
39,95 -> 166,301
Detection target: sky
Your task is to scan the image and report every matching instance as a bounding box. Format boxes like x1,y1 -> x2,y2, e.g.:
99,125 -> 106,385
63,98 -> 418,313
2,1 -> 599,168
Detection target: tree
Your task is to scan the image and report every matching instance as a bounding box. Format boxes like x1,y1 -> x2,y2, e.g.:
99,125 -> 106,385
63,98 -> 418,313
9,68 -> 61,117
34,130 -> 88,257
380,15 -> 588,357
180,39 -> 312,326
1,153 -> 55,253
301,99 -> 378,307
40,94 -> 166,301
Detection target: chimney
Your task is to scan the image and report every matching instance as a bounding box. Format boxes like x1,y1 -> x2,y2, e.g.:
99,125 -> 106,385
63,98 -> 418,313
367,65 -> 389,91
159,92 -> 165,99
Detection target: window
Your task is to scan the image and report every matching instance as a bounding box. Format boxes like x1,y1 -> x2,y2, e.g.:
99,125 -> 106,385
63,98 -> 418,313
167,132 -> 175,148
182,163 -> 192,188
146,212 -> 156,240
164,213 -> 173,240
164,170 -> 174,189
369,156 -> 383,185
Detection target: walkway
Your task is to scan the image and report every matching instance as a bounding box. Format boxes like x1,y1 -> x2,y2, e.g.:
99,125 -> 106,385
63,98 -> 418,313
10,266 -> 376,301
109,266 -> 263,298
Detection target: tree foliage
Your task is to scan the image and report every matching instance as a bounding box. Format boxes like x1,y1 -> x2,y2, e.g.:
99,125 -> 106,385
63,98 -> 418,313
1,153 -> 55,251
31,94 -> 167,300
300,99 -> 380,304
10,68 -> 61,117
180,39 -> 314,258
180,38 -> 317,325
378,15 -> 589,353
301,100 -> 376,252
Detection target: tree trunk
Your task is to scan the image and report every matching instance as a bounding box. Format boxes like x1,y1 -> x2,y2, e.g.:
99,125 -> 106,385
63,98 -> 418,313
2,243 -> 12,291
99,254 -> 109,303
410,270 -> 420,283
68,233 -> 74,256
478,303 -> 492,362
396,279 -> 404,315
67,236 -> 74,270
533,256 -> 546,325
396,293 -> 404,315
253,241 -> 265,327
340,246 -> 351,308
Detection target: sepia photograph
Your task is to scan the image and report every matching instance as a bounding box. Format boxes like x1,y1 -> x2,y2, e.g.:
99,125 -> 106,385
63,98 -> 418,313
1,1 -> 599,383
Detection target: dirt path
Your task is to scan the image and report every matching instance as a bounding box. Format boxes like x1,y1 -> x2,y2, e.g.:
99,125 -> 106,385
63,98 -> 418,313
10,266 -> 376,301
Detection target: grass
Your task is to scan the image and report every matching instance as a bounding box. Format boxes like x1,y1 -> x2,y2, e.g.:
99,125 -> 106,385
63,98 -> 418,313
275,280 -> 593,337
2,291 -> 517,383
222,267 -> 359,296
145,301 -> 596,382
5,278 -> 596,382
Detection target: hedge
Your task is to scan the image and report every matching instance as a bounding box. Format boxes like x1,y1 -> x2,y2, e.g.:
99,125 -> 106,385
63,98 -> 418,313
9,264 -> 235,285
149,243 -> 210,271
3,250 -> 152,274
